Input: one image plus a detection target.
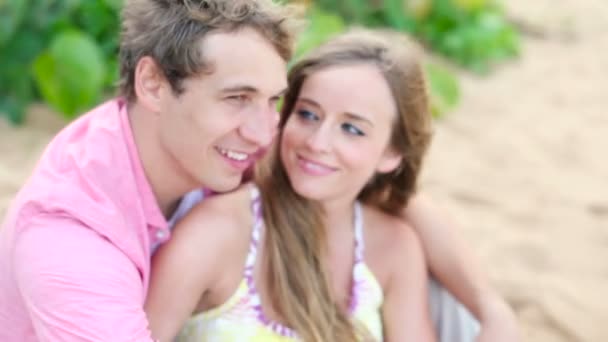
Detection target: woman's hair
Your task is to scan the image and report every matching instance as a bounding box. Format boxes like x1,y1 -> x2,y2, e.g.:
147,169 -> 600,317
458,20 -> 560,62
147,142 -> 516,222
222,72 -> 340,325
256,29 -> 433,341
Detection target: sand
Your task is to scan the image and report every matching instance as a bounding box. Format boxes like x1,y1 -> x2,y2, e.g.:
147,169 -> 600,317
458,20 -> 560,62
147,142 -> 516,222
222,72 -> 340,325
1,1 -> 606,341
419,1 -> 608,341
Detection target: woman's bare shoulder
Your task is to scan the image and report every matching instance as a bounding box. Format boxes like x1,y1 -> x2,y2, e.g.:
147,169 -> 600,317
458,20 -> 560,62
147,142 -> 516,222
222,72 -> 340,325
170,184 -> 254,251
361,204 -> 425,286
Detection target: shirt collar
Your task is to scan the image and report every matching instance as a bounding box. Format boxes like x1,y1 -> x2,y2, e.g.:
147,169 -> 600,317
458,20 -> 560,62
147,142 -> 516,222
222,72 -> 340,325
118,98 -> 167,230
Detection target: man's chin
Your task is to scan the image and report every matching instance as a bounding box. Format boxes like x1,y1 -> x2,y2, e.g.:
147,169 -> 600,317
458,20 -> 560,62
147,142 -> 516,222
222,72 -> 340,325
205,176 -> 244,194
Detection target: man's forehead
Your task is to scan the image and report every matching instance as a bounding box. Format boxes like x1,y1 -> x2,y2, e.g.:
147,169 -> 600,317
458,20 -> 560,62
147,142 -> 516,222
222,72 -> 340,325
201,27 -> 284,63
195,29 -> 288,94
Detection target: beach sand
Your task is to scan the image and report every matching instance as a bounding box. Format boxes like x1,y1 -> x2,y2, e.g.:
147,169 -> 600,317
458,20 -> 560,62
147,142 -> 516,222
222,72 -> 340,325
419,1 -> 608,340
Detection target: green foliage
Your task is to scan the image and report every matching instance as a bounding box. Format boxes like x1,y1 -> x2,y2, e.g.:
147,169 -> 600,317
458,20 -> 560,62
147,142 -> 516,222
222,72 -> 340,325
293,0 -> 521,116
415,0 -> 519,73
0,0 -> 120,124
294,6 -> 347,60
295,6 -> 461,118
425,63 -> 460,118
33,30 -> 106,118
0,0 -> 28,46
312,0 -> 520,73
0,0 -> 514,123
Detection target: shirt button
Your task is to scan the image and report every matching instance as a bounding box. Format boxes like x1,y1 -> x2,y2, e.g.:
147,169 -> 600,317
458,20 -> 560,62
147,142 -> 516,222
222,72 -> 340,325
155,229 -> 167,240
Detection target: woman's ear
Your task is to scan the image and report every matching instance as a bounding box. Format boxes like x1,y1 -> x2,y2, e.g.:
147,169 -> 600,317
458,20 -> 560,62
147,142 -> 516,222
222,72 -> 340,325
376,148 -> 402,174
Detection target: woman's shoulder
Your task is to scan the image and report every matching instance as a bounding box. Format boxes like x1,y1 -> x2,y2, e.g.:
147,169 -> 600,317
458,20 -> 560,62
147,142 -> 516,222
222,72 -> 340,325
172,184 -> 255,246
361,204 -> 418,248
191,184 -> 254,221
360,204 -> 425,283
197,183 -> 253,210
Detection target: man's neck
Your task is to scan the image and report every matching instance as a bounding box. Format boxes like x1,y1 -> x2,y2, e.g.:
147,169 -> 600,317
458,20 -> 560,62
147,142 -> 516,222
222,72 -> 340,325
128,103 -> 194,218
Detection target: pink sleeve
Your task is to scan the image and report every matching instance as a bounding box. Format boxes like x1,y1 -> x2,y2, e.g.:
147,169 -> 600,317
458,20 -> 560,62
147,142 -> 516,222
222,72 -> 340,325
13,216 -> 155,342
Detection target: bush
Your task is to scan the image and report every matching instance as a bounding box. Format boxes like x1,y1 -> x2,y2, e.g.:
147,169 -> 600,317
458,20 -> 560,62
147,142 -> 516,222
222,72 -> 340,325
1,0 -> 517,124
294,5 -> 461,118
311,0 -> 520,73
0,0 -> 120,124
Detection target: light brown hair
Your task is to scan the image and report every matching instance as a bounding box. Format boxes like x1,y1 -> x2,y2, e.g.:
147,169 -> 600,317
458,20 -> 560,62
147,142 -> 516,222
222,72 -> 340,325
257,29 -> 433,341
118,0 -> 302,101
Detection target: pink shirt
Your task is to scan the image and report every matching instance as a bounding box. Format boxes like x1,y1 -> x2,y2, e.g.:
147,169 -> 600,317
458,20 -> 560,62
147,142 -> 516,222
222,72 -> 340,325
0,99 -> 173,341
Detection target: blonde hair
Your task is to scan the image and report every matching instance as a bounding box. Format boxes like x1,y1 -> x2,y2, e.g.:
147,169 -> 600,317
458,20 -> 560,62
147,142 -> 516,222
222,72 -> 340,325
257,29 -> 433,341
118,0 -> 302,101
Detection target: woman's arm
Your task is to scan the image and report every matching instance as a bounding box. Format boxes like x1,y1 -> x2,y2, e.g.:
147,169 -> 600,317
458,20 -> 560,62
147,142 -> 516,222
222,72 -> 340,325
402,193 -> 519,341
382,224 -> 436,342
144,203 -> 235,341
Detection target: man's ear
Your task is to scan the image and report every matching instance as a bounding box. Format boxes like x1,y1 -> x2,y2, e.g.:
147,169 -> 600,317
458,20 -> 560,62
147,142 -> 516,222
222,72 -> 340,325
376,148 -> 403,174
134,56 -> 166,113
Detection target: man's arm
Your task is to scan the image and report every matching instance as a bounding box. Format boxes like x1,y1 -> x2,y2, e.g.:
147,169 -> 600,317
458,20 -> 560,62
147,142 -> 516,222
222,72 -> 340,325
403,193 -> 519,341
13,216 -> 154,341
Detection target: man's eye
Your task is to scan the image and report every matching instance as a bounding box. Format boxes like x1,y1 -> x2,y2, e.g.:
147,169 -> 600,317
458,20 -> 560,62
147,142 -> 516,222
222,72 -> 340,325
271,97 -> 283,110
227,95 -> 249,103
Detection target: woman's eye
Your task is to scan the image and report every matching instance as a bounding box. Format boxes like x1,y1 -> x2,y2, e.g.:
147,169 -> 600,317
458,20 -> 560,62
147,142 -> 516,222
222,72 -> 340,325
342,123 -> 365,136
296,109 -> 319,121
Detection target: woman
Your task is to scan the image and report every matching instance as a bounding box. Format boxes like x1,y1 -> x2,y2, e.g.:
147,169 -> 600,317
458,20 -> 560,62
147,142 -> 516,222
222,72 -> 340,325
145,29 -> 436,341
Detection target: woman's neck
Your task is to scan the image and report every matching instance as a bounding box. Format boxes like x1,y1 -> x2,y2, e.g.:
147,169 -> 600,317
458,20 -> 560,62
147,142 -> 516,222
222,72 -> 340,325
320,197 -> 357,239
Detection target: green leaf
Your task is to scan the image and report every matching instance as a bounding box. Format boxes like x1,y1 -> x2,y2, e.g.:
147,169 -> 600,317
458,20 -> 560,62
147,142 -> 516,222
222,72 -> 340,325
33,52 -> 64,112
76,0 -> 119,38
104,56 -> 119,88
343,0 -> 371,22
0,0 -> 29,46
26,0 -> 79,32
403,0 -> 433,20
382,0 -> 405,30
451,0 -> 488,13
294,7 -> 346,60
0,29 -> 47,81
499,26 -> 520,56
102,0 -> 123,11
425,63 -> 460,118
33,30 -> 106,118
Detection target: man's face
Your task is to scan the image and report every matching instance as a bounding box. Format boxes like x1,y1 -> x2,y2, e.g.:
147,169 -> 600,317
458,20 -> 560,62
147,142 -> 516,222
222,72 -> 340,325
157,28 -> 287,192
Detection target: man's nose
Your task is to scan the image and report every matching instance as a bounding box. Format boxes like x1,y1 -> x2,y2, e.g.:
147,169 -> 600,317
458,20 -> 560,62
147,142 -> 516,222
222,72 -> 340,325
239,106 -> 275,147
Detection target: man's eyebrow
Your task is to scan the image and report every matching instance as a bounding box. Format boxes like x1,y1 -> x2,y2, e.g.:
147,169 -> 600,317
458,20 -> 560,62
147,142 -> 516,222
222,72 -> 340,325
271,88 -> 288,100
220,84 -> 259,93
220,85 -> 287,100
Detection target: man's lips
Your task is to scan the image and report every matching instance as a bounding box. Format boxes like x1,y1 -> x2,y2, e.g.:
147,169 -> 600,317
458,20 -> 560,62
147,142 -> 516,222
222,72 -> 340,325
215,147 -> 252,162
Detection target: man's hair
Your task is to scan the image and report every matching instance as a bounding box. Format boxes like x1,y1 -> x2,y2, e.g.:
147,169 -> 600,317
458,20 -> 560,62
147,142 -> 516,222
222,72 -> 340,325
118,0 -> 302,101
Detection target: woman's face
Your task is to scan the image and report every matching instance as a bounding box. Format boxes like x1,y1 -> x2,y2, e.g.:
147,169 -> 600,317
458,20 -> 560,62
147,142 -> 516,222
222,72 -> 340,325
280,63 -> 402,205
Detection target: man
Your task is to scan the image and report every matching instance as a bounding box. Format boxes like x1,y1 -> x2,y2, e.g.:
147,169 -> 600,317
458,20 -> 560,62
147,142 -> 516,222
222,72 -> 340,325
0,0 -> 517,341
